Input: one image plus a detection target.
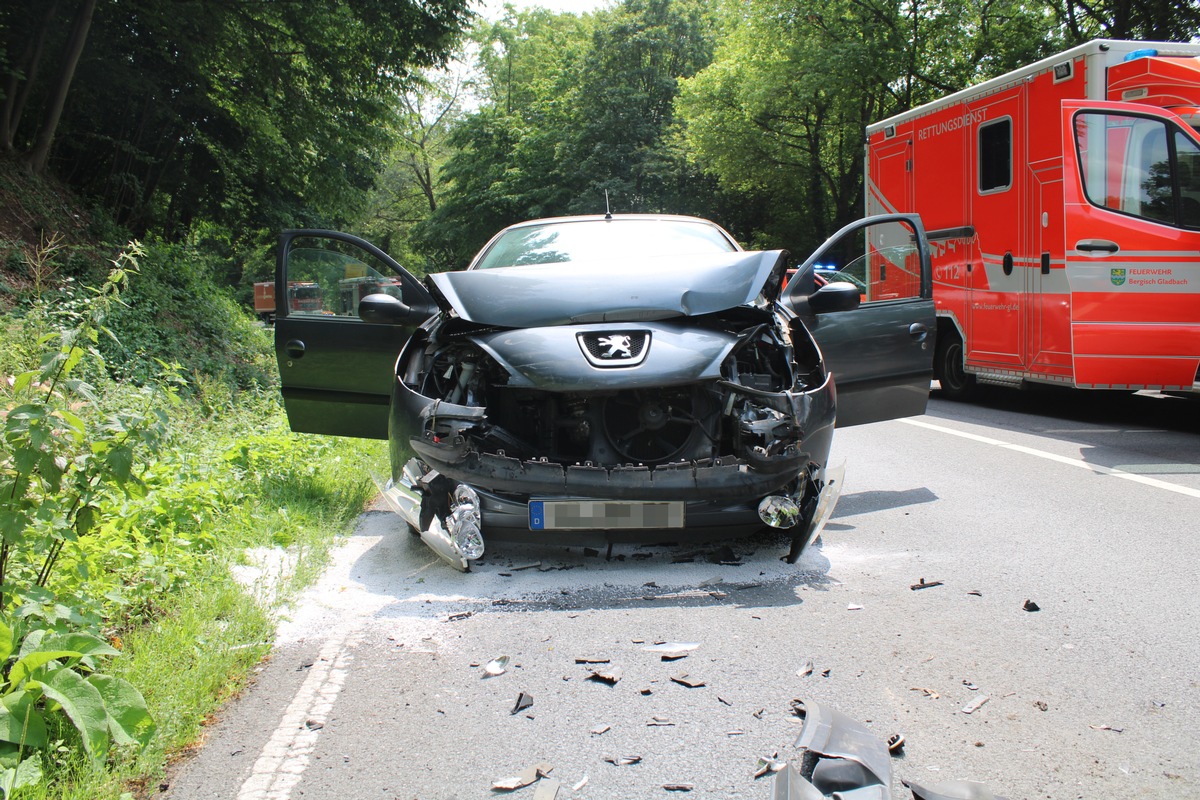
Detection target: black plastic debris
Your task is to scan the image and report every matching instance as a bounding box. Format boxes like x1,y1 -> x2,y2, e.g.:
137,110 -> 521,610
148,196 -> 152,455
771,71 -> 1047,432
887,734 -> 905,754
447,611 -> 473,622
511,692 -> 534,715
1022,599 -> 1040,612
904,779 -> 1010,800
707,545 -> 740,564
772,699 -> 892,799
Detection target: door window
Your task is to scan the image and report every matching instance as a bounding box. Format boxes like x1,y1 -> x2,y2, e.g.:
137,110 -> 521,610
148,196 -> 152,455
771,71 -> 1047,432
284,235 -> 414,318
816,219 -> 925,303
1073,111 -> 1200,229
979,118 -> 1013,193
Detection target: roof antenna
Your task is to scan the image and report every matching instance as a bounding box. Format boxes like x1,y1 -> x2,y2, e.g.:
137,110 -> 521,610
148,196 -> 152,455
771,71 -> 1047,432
604,190 -> 612,220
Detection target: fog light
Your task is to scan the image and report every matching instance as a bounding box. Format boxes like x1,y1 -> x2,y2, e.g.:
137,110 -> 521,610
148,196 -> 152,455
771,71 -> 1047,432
449,485 -> 485,559
758,495 -> 800,529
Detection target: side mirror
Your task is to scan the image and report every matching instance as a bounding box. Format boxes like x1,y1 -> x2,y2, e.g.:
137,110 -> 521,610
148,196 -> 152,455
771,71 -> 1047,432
809,281 -> 861,314
358,293 -> 432,325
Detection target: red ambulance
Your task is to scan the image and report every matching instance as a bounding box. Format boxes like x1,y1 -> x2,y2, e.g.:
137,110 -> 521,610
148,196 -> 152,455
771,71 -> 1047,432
866,39 -> 1200,397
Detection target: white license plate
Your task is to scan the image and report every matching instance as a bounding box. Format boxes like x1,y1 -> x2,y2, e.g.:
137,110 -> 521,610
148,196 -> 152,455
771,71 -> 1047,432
528,500 -> 685,531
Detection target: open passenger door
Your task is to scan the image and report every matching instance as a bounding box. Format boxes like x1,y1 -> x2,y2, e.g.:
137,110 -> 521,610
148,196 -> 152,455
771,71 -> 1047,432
274,230 -> 436,439
783,215 -> 935,426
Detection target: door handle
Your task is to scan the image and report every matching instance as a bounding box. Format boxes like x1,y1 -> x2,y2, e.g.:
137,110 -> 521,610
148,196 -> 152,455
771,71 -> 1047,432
1076,239 -> 1119,253
908,323 -> 929,342
285,339 -> 306,359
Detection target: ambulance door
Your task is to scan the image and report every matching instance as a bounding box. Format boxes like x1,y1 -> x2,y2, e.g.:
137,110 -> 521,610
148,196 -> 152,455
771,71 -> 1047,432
966,88 -> 1025,372
1062,100 -> 1200,389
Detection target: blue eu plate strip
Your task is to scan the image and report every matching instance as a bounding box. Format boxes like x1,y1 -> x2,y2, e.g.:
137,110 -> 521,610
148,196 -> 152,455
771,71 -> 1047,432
528,501 -> 545,530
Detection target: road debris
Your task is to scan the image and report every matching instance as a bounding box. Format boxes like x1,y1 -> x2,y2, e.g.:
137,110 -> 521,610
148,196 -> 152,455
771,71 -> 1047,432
511,692 -> 534,715
718,696 -> 733,706
663,783 -> 694,791
752,708 -> 766,719
847,603 -> 864,611
797,659 -> 814,678
574,656 -> 611,664
1089,724 -> 1124,733
603,755 -> 642,766
484,656 -> 510,677
670,673 -> 705,688
572,776 -> 588,791
961,695 -> 990,714
726,729 -> 745,736
492,763 -> 554,791
1022,599 -> 1041,612
911,578 -> 944,590
912,687 -> 941,699
773,699 -> 892,797
511,562 -> 541,571
887,733 -> 906,754
1034,700 -> 1048,711
643,642 -> 700,659
590,724 -> 611,736
962,680 -> 979,691
753,753 -> 786,779
447,611 -> 473,622
532,777 -> 560,800
586,665 -> 623,685
647,716 -> 675,726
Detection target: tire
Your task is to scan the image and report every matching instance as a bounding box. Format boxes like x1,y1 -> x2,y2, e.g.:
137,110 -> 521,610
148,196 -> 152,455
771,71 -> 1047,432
934,329 -> 975,400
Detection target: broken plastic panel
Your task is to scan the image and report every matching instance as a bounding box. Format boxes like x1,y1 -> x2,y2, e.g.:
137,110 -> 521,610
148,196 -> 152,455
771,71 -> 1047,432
903,779 -> 1010,800
773,699 -> 892,800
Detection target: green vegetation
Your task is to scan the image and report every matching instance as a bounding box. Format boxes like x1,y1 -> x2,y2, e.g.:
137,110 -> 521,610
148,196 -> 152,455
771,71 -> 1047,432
1,1 -> 1195,796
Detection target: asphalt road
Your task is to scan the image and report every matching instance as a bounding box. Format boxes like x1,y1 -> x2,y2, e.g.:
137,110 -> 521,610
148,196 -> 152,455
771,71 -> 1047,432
162,389 -> 1200,800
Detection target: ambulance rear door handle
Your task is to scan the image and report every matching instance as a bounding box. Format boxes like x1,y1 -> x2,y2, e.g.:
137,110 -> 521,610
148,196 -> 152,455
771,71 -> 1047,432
1076,239 -> 1119,253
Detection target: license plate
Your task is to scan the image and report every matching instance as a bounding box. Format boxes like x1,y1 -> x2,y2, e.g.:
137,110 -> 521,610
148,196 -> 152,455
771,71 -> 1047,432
528,500 -> 685,531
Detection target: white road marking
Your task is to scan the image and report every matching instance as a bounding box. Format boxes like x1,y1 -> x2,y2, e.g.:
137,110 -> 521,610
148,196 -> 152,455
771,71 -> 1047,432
237,626 -> 363,800
900,418 -> 1200,499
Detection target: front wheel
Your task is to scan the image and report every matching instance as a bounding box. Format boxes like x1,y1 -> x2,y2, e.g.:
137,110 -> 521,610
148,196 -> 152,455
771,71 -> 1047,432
934,330 -> 975,400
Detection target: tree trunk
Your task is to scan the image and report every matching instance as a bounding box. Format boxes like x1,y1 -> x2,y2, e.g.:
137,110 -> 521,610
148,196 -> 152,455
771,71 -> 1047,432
25,0 -> 96,175
1,1 -> 61,152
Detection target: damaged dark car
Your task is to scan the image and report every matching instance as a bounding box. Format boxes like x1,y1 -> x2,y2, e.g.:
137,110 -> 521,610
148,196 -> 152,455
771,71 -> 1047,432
274,214 -> 934,570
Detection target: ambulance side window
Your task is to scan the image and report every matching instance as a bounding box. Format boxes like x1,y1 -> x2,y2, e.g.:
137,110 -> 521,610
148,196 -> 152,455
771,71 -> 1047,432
978,118 -> 1012,193
1074,111 -> 1200,229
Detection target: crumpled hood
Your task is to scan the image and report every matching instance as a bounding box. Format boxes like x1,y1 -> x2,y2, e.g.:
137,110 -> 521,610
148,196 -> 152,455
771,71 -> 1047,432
427,250 -> 788,327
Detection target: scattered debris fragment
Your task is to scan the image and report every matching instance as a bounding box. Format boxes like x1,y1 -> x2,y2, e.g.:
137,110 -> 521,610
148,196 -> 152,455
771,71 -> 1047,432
647,716 -> 675,727
912,687 -> 941,699
484,656 -> 510,677
905,778 -> 1011,800
718,696 -> 733,707
511,562 -> 541,571
603,755 -> 643,766
911,578 -> 944,591
888,733 -> 905,754
847,603 -> 864,611
304,719 -> 323,731
492,763 -> 554,791
639,687 -> 653,696
774,700 -> 893,797
753,753 -> 786,779
643,642 -> 700,659
670,673 -> 705,688
586,665 -> 623,685
820,668 -> 831,678
663,783 -> 694,792
797,660 -> 814,678
1034,701 -> 1048,712
572,776 -> 588,791
967,590 -> 983,597
1090,724 -> 1124,733
574,656 -> 611,664
447,611 -> 473,622
962,680 -> 979,691
1022,599 -> 1040,612
532,777 -> 560,800
752,709 -> 766,719
590,724 -> 611,736
707,545 -> 739,564
698,576 -> 724,588
511,692 -> 534,715
961,695 -> 990,714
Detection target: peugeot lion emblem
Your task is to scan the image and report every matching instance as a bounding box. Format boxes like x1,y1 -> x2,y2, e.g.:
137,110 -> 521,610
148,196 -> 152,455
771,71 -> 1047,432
579,331 -> 650,367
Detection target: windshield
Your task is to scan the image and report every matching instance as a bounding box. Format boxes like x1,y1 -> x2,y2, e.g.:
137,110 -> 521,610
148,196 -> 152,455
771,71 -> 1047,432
472,219 -> 738,269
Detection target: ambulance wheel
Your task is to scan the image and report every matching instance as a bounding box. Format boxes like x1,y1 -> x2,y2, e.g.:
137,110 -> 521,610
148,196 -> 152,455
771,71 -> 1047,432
935,331 -> 975,400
